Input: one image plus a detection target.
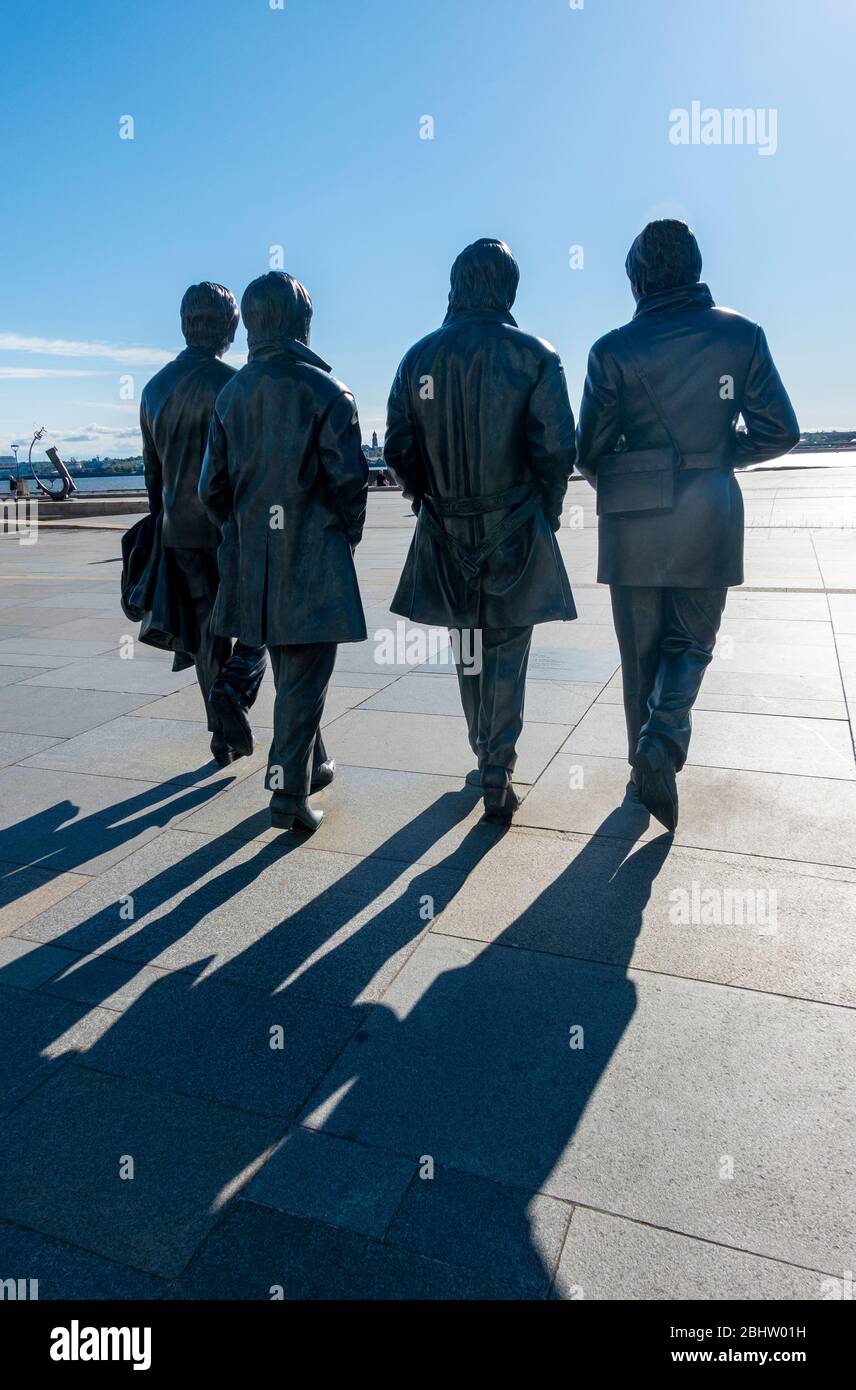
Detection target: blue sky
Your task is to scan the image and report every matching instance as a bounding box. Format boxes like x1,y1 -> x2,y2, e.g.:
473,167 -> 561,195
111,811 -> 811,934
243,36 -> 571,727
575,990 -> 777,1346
1,0 -> 854,458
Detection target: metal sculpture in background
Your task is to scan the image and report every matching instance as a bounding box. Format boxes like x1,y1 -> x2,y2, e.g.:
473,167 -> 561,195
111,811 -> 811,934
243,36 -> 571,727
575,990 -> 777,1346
10,427 -> 77,501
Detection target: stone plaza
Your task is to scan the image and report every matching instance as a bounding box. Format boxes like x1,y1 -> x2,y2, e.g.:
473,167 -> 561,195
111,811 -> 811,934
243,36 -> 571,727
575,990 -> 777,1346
0,465 -> 854,1299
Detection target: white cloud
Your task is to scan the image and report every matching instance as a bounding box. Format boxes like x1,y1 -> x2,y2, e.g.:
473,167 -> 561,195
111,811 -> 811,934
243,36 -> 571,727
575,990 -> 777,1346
0,332 -> 175,367
52,422 -> 142,445
0,367 -> 107,379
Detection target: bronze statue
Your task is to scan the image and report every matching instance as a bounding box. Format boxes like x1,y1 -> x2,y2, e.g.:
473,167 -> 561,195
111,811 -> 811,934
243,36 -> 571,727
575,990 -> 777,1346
384,239 -> 577,819
576,220 -> 800,829
200,271 -> 368,831
140,282 -> 266,765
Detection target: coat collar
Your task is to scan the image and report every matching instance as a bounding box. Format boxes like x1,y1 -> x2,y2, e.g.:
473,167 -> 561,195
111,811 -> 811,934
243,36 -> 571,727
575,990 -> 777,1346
247,335 -> 332,372
442,307 -> 519,328
633,282 -> 714,318
176,345 -> 221,363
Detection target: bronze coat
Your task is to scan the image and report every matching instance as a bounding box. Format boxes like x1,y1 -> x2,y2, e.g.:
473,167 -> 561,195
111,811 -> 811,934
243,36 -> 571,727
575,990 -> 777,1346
385,309 -> 577,628
576,283 -> 800,588
200,338 -> 368,646
141,347 -> 235,548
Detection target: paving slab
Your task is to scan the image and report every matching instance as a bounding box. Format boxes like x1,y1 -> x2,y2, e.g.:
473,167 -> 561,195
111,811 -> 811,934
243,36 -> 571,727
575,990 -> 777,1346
429,825 -> 856,1006
0,636 -> 120,658
0,606 -> 104,630
721,591 -> 831,622
0,985 -> 115,1114
176,762 -> 503,870
564,703 -> 855,781
18,827 -> 467,1007
424,644 -> 619,685
0,731 -> 62,766
0,936 -> 81,989
25,590 -> 122,610
168,1200 -> 521,1299
596,683 -> 847,721
300,933 -> 856,1273
0,684 -> 154,737
715,617 -> 835,648
361,672 -> 600,726
605,662 -> 846,709
20,715 -> 268,784
553,1208 -> 827,1300
23,654 -> 199,696
0,764 -> 233,875
321,707 -> 570,784
0,650 -> 82,669
0,1066 -> 284,1279
0,1221 -> 165,1300
515,753 -> 856,867
0,665 -> 50,687
829,595 -> 856,634
69,966 -> 365,1119
385,1163 -> 570,1297
741,533 -> 824,588
247,1126 -> 415,1239
812,531 -> 856,589
0,861 -> 91,936
129,680 -> 371,729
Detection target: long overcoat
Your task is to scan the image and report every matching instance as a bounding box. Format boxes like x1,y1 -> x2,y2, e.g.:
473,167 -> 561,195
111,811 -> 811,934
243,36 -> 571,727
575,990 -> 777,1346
384,309 -> 577,629
200,338 -> 368,647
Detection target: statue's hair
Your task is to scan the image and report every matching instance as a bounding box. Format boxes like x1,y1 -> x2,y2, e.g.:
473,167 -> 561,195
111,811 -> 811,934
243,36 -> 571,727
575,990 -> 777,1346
625,220 -> 702,296
447,238 -> 519,316
241,271 -> 313,347
179,282 -> 239,355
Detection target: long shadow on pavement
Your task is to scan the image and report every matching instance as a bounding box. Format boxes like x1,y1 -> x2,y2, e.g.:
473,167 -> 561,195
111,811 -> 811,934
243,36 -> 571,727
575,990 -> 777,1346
0,769 -> 670,1299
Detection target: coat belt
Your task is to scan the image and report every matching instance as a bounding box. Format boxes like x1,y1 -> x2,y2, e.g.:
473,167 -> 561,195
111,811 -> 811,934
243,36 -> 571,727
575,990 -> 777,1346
419,486 -> 540,582
426,482 -> 534,517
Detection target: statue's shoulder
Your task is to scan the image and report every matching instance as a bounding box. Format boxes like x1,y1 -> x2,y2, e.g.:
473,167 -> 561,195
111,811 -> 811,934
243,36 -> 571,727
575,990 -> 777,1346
588,326 -> 631,367
502,323 -> 562,362
706,305 -> 760,341
402,325 -> 446,364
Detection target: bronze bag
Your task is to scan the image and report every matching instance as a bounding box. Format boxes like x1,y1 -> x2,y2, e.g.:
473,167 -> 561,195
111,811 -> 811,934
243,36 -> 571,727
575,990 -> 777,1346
596,353 -> 683,518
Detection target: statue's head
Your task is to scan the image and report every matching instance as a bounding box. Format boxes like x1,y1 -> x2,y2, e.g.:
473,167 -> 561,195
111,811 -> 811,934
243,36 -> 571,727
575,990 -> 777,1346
241,271 -> 313,348
179,282 -> 239,356
625,220 -> 702,301
447,238 -> 520,317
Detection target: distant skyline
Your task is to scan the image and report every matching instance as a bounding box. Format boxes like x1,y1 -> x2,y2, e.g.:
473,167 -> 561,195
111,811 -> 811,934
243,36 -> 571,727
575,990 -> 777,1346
2,0 -> 854,459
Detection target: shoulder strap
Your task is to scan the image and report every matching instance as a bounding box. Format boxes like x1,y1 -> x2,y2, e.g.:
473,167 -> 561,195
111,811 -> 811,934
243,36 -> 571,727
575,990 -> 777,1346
621,337 -> 684,463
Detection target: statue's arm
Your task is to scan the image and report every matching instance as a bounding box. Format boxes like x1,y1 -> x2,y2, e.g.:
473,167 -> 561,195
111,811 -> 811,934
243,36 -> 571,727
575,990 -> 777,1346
733,326 -> 800,468
318,390 -> 369,548
575,341 -> 622,487
198,407 -> 233,528
140,400 -> 163,515
526,355 -> 577,531
383,361 -> 424,513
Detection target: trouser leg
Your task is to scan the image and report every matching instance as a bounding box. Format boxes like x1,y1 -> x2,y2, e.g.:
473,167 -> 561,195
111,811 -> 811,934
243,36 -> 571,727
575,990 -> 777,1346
642,587 -> 727,770
172,547 -> 232,732
265,642 -> 338,796
453,629 -> 483,760
610,586 -> 663,765
455,625 -> 532,772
